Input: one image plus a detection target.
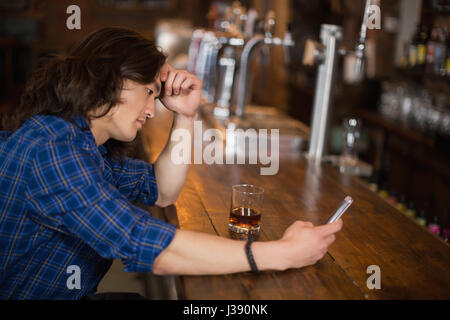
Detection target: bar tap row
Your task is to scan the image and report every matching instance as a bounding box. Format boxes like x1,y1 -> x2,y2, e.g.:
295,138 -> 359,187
187,1 -> 294,119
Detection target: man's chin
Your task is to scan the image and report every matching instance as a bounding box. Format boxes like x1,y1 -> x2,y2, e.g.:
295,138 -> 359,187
114,132 -> 137,143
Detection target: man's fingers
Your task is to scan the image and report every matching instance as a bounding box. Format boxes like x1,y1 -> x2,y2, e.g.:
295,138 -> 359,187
160,70 -> 168,82
314,219 -> 343,237
178,73 -> 201,93
291,220 -> 314,228
181,78 -> 193,94
161,67 -> 201,97
191,77 -> 202,90
172,72 -> 187,95
164,70 -> 177,96
159,63 -> 173,82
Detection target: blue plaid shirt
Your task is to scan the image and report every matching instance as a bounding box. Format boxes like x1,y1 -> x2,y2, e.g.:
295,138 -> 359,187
0,114 -> 176,299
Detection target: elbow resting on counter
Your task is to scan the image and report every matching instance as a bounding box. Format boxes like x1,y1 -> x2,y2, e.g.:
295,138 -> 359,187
155,197 -> 177,208
155,192 -> 178,208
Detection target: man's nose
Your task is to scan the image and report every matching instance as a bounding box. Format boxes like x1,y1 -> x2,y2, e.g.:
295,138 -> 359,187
144,101 -> 155,119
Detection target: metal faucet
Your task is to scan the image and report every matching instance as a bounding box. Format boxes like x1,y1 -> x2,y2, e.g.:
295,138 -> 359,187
194,31 -> 221,104
304,25 -> 343,160
188,31 -> 244,106
234,10 -> 294,118
305,0 -> 373,160
213,34 -> 244,117
187,2 -> 248,108
354,0 -> 372,79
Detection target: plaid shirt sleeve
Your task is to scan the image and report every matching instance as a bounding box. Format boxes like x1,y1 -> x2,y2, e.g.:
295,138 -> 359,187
104,156 -> 158,206
25,140 -> 176,273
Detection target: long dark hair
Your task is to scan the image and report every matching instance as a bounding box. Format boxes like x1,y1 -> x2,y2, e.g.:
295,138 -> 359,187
2,27 -> 166,160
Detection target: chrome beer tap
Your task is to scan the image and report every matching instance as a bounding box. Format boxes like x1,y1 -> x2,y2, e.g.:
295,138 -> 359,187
354,0 -> 372,81
235,10 -> 294,118
305,0 -> 373,160
213,4 -> 247,118
187,2 -> 247,108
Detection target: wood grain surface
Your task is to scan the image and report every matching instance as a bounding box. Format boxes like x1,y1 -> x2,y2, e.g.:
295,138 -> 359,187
141,110 -> 450,300
168,157 -> 450,300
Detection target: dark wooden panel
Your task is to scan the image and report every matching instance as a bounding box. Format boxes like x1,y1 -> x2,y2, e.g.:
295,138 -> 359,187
359,109 -> 450,232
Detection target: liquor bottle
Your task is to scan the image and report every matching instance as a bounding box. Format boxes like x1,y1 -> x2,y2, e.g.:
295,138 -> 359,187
409,25 -> 420,69
396,195 -> 407,213
426,27 -> 438,74
378,183 -> 389,199
428,216 -> 441,236
405,201 -> 416,219
416,209 -> 427,227
446,49 -> 450,77
433,27 -> 447,75
387,189 -> 398,206
400,42 -> 409,69
368,171 -> 379,193
446,30 -> 450,76
443,229 -> 450,243
417,25 -> 428,71
368,181 -> 378,193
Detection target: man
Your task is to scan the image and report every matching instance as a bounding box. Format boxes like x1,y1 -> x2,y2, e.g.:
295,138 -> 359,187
0,27 -> 342,299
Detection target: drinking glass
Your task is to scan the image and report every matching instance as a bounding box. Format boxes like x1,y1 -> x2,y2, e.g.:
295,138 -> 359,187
228,184 -> 264,235
342,118 -> 362,165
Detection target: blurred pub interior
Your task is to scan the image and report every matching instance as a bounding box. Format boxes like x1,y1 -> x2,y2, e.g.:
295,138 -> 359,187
0,0 -> 449,246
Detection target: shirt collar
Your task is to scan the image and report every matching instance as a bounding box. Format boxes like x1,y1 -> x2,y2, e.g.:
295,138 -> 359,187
71,115 -> 107,156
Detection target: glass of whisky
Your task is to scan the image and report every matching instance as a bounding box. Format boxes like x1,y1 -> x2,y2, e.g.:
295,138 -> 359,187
228,184 -> 264,235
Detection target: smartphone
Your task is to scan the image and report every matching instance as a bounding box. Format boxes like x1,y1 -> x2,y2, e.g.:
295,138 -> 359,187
326,196 -> 353,224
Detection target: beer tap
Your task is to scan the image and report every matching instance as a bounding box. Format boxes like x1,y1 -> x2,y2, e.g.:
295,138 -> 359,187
235,10 -> 294,118
213,4 -> 247,117
195,31 -> 221,104
354,0 -> 372,81
304,0 -> 373,160
188,2 -> 246,106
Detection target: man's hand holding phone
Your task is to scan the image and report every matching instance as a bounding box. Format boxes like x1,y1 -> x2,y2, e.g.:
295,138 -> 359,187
272,196 -> 352,270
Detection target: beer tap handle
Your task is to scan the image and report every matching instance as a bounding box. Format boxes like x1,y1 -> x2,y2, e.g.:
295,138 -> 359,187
221,7 -> 233,32
354,0 -> 371,77
283,23 -> 294,64
238,5 -> 247,36
245,9 -> 258,38
264,10 -> 276,39
303,39 -> 325,66
229,1 -> 244,36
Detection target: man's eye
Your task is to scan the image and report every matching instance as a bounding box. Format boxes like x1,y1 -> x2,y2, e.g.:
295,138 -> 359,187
147,88 -> 154,96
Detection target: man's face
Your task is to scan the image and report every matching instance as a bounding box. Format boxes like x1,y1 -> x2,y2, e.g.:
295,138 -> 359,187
105,78 -> 162,142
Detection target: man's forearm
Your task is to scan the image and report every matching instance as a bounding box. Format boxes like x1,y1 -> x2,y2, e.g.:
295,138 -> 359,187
152,229 -> 285,275
154,113 -> 196,206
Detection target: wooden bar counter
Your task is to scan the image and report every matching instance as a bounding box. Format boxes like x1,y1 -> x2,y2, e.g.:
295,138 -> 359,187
161,155 -> 450,300
141,107 -> 450,300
